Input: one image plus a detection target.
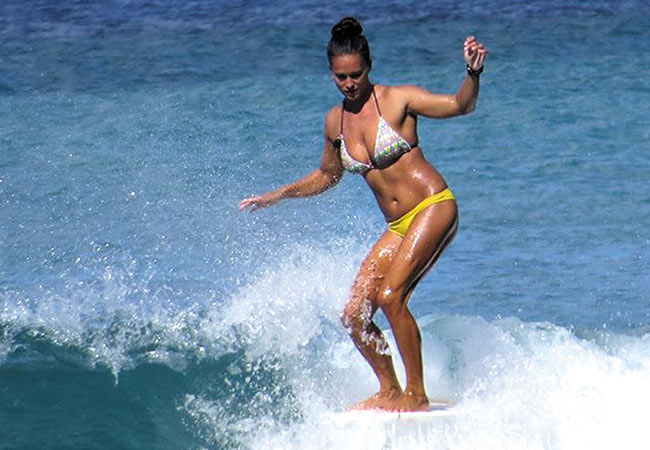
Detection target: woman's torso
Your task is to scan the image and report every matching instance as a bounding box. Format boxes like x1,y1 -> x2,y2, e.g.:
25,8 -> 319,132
335,85 -> 448,222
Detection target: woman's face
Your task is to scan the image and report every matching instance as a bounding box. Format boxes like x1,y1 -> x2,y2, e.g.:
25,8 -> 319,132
330,53 -> 371,102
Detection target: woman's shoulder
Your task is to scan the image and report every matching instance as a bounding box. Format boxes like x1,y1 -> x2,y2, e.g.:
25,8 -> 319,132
377,84 -> 426,100
324,103 -> 343,126
324,103 -> 343,138
325,102 -> 343,118
376,84 -> 425,115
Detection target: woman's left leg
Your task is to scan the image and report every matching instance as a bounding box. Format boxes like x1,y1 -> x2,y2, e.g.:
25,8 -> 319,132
376,199 -> 459,411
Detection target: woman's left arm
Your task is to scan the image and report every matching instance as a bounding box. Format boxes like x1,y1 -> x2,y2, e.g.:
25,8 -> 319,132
404,36 -> 487,119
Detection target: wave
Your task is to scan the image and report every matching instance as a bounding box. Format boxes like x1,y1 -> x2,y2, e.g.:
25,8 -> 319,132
3,241 -> 650,449
3,315 -> 649,449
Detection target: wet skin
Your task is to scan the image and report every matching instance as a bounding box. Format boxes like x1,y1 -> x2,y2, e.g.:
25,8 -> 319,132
240,36 -> 486,411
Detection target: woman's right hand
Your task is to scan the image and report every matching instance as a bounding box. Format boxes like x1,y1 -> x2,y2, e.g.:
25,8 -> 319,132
238,192 -> 282,212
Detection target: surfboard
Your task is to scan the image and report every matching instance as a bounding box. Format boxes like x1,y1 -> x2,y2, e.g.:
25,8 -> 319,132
329,401 -> 456,426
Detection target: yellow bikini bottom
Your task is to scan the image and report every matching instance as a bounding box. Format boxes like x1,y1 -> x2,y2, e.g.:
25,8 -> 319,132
388,188 -> 456,238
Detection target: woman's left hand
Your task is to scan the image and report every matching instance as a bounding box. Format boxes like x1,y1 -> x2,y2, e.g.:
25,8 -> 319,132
463,36 -> 487,70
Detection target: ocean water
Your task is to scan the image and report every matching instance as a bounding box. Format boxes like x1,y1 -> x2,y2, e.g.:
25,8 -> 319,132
2,0 -> 650,449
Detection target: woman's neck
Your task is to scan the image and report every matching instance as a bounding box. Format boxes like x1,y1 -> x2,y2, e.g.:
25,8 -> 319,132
343,83 -> 374,113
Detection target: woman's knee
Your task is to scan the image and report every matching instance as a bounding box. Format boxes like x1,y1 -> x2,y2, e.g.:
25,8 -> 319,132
340,299 -> 373,333
376,284 -> 405,318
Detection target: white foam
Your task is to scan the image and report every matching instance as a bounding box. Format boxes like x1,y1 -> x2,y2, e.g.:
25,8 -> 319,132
0,262 -> 210,376
201,240 -> 359,359
173,242 -> 650,449
212,312 -> 650,450
4,240 -> 650,449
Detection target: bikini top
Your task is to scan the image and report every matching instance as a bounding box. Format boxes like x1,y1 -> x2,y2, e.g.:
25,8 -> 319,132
336,87 -> 416,175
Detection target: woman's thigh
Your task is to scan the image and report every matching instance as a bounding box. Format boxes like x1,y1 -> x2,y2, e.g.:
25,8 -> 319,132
382,200 -> 458,302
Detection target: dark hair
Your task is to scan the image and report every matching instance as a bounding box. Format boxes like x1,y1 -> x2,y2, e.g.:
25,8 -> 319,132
327,17 -> 372,69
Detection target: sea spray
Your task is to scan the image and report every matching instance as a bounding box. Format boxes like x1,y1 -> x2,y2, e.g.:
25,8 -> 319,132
223,316 -> 650,450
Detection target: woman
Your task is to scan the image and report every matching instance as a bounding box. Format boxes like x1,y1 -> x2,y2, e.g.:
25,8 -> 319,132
239,17 -> 486,412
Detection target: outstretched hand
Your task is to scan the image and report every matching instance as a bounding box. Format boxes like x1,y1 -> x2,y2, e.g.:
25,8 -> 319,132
238,192 -> 280,212
463,36 -> 487,71
239,196 -> 265,212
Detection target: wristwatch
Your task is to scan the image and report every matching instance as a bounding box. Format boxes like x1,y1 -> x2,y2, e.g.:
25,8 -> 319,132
466,64 -> 484,77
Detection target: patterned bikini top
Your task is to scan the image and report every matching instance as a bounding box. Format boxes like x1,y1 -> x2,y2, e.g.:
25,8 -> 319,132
336,87 -> 415,175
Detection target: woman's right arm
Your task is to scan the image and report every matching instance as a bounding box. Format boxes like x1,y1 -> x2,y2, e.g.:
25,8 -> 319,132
239,113 -> 344,212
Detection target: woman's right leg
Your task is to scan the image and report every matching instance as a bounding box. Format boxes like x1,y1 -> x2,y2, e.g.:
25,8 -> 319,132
341,230 -> 403,409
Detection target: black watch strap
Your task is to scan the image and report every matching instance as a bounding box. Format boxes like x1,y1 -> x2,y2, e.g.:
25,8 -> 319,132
466,64 -> 484,77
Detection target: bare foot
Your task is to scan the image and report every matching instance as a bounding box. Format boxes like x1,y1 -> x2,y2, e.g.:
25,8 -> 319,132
381,392 -> 429,412
349,387 -> 402,410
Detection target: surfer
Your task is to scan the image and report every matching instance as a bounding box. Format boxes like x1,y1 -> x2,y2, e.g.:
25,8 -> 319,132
239,17 -> 486,412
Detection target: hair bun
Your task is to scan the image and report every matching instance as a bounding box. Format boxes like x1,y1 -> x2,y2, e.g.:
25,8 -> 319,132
331,17 -> 363,41
327,16 -> 371,67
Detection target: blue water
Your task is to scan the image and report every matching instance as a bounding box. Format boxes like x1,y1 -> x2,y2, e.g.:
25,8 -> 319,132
2,1 -> 650,449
